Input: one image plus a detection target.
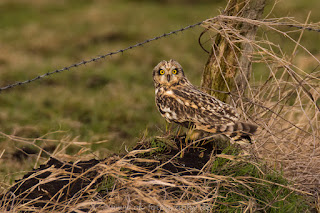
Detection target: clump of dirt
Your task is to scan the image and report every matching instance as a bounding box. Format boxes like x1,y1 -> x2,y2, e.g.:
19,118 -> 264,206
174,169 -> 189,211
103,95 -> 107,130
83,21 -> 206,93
133,135 -> 223,174
0,158 -> 101,209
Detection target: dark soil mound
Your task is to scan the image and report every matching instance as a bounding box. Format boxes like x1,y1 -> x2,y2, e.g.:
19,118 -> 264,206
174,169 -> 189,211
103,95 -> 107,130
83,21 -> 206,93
0,135 -> 219,211
0,158 -> 101,209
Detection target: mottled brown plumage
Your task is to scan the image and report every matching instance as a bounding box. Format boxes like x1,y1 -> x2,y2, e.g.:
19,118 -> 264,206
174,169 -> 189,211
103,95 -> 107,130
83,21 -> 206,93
153,59 -> 257,143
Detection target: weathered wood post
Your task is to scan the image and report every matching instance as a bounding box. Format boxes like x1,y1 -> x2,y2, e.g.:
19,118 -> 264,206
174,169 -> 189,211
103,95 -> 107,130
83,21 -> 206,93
201,0 -> 266,102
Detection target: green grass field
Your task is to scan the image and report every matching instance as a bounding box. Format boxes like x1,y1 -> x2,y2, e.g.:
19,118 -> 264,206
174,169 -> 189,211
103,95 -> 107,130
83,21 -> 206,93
1,0 -> 319,152
0,1 -> 225,154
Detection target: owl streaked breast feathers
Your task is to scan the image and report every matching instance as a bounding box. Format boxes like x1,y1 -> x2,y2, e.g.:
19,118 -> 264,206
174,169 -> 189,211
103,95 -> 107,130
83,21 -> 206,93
153,59 -> 257,143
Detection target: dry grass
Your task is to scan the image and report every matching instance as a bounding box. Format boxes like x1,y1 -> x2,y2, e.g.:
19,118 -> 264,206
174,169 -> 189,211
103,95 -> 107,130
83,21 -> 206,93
201,14 -> 320,193
0,134 -> 313,212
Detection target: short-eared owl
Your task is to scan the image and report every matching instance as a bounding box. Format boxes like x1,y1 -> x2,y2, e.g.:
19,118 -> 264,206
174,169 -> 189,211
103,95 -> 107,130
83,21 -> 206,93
153,59 -> 257,142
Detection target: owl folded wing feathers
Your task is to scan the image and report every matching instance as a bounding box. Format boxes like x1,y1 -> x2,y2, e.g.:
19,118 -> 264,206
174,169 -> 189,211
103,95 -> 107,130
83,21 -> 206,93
157,87 -> 258,141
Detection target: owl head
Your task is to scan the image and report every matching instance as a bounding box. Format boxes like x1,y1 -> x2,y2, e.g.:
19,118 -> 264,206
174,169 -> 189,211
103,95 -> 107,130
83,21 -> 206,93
153,59 -> 186,87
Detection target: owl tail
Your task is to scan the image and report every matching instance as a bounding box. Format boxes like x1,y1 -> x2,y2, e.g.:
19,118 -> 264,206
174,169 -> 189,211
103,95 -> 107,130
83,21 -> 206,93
218,122 -> 258,144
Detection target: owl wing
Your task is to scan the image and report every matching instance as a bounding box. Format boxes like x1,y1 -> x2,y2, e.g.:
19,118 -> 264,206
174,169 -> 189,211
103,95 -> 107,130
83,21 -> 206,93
157,86 -> 240,132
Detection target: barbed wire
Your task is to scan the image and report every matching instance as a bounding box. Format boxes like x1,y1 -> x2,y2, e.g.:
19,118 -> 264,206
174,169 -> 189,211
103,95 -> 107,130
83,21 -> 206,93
0,21 -> 203,93
274,22 -> 320,32
0,17 -> 319,93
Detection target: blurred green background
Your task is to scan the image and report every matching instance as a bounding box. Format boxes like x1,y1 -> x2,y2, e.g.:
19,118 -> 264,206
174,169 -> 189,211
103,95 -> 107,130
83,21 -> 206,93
0,0 -> 319,158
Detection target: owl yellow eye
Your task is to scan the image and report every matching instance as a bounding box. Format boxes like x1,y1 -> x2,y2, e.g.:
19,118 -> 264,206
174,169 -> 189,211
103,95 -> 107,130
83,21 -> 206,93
159,69 -> 165,75
172,69 -> 177,75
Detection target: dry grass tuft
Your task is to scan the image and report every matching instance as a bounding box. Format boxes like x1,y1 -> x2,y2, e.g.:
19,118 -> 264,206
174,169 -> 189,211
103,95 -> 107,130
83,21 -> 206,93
201,15 -> 320,193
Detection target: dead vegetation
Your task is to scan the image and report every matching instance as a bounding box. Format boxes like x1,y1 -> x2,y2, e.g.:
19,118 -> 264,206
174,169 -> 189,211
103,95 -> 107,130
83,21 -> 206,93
0,135 -> 313,212
201,14 -> 320,194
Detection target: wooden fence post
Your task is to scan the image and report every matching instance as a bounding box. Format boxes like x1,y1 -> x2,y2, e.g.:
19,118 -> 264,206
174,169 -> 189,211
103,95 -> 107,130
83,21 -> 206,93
200,0 -> 266,102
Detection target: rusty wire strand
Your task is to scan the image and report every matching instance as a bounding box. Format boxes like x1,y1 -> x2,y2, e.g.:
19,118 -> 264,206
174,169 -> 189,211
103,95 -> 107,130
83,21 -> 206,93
0,18 -> 319,93
0,21 -> 204,93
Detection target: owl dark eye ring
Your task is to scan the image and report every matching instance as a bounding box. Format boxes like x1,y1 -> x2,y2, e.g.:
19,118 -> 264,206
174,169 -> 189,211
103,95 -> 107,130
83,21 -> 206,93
172,69 -> 178,75
159,69 -> 165,75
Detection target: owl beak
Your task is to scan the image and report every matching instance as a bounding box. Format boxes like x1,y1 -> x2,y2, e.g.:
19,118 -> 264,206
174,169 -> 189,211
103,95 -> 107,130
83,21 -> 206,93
167,74 -> 171,82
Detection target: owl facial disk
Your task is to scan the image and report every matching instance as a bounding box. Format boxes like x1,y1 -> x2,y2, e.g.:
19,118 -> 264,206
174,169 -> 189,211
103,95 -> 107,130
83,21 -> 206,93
153,59 -> 185,87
